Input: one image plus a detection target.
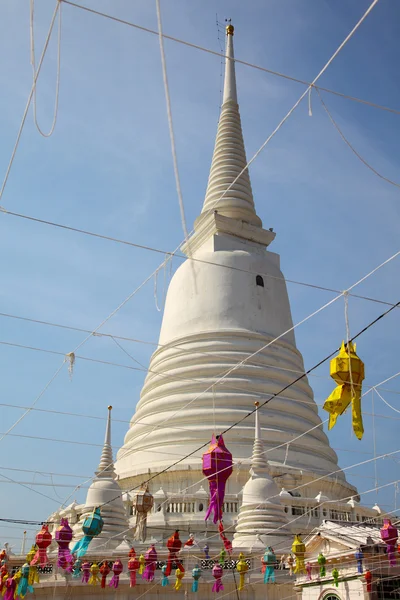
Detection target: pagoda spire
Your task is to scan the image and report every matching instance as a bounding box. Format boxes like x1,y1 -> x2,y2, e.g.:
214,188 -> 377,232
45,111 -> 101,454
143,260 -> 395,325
96,405 -> 115,478
200,24 -> 261,227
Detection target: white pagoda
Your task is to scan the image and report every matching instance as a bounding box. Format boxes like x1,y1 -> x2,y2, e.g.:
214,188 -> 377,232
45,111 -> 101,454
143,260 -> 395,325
115,24 -> 378,540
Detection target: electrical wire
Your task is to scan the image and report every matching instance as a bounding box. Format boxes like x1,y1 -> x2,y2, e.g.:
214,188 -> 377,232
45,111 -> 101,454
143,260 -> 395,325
58,0 -> 400,116
0,210 -> 398,310
317,90 -> 400,189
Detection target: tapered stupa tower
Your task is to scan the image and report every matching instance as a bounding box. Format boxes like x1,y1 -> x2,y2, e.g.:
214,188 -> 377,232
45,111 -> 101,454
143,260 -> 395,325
116,25 -> 357,527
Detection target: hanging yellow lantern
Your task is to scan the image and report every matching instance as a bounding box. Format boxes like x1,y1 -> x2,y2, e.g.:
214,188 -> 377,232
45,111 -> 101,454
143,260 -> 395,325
323,341 -> 364,440
292,535 -> 306,574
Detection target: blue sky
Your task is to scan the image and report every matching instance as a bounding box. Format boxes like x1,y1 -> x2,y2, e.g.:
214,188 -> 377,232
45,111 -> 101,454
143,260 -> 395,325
0,0 -> 400,549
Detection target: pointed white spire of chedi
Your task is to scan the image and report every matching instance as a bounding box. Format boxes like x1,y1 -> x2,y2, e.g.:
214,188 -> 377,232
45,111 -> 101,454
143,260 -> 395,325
74,406 -> 129,551
199,24 -> 260,228
233,403 -> 292,551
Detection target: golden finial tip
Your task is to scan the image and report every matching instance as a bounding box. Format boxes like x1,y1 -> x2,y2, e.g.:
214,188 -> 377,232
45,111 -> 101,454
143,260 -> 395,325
226,24 -> 234,36
108,405 -> 112,410
254,401 -> 259,408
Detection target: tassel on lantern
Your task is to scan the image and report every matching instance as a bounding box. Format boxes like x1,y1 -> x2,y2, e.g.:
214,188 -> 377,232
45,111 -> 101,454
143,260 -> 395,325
81,562 -> 91,584
142,545 -> 157,582
165,531 -> 184,577
138,554 -> 145,575
218,549 -> 226,567
218,521 -> 232,553
365,570 -> 372,592
317,552 -> 326,577
0,566 -> 9,594
355,548 -> 364,574
323,341 -> 365,439
212,564 -> 224,593
262,547 -> 276,583
55,518 -> 73,569
161,565 -> 169,587
174,568 -> 184,591
71,508 -> 104,558
26,547 -> 39,587
109,560 -> 123,588
3,577 -> 16,600
192,565 -> 201,592
128,555 -> 139,588
381,519 -> 398,566
30,525 -> 52,567
99,561 -> 110,589
236,553 -> 248,591
202,434 -> 233,524
72,559 -> 81,579
332,568 -> 339,587
203,544 -> 210,559
306,562 -> 312,581
16,564 -> 33,599
88,563 -> 100,586
292,535 -> 306,574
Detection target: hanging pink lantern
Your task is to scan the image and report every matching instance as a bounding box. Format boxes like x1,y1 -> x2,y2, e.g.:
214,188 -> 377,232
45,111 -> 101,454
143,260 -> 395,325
31,525 -> 52,567
212,564 -> 224,593
381,519 -> 398,566
202,434 -> 233,524
142,544 -> 157,582
109,560 -> 123,588
55,518 -> 73,569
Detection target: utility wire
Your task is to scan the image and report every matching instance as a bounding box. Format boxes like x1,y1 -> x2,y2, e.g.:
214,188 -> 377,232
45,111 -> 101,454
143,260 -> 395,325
59,0 -> 400,116
0,209 -> 398,310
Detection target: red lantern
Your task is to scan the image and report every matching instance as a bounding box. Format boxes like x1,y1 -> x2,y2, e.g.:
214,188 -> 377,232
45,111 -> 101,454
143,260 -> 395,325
380,519 -> 398,566
31,525 -> 52,566
365,570 -> 372,592
128,555 -> 140,587
202,434 -> 233,524
99,561 -> 110,589
165,531 -> 185,577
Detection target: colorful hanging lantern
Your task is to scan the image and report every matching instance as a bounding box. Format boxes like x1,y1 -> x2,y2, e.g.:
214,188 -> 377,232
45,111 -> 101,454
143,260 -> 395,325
184,534 -> 195,548
3,577 -> 16,600
202,434 -> 233,524
332,567 -> 339,587
25,547 -> 39,587
0,566 -> 9,593
317,552 -> 326,577
81,562 -> 91,584
88,563 -> 100,586
174,568 -> 184,591
71,507 -> 104,558
355,548 -> 363,574
161,565 -> 169,587
218,521 -> 232,553
192,565 -> 201,592
305,562 -> 312,581
292,535 -> 306,574
218,548 -> 226,567
203,544 -> 210,559
0,549 -> 7,564
109,560 -> 123,588
99,561 -> 110,589
212,564 -> 224,593
262,547 -> 276,583
165,530 -> 184,576
381,519 -> 398,566
365,570 -> 372,592
55,518 -> 73,569
323,341 -> 365,439
16,564 -> 33,599
236,553 -> 248,591
142,544 -> 157,582
128,555 -> 139,588
133,484 -> 154,542
287,555 -> 294,576
138,554 -> 145,575
31,525 -> 52,567
72,559 -> 81,579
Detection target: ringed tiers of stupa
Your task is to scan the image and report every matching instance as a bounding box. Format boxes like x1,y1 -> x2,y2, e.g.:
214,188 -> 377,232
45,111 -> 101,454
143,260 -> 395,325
113,24 -> 376,537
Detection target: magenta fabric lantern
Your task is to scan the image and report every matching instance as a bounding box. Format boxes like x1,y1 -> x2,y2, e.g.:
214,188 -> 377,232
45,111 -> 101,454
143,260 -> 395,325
55,518 -> 73,569
381,519 -> 398,566
202,434 -> 233,524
